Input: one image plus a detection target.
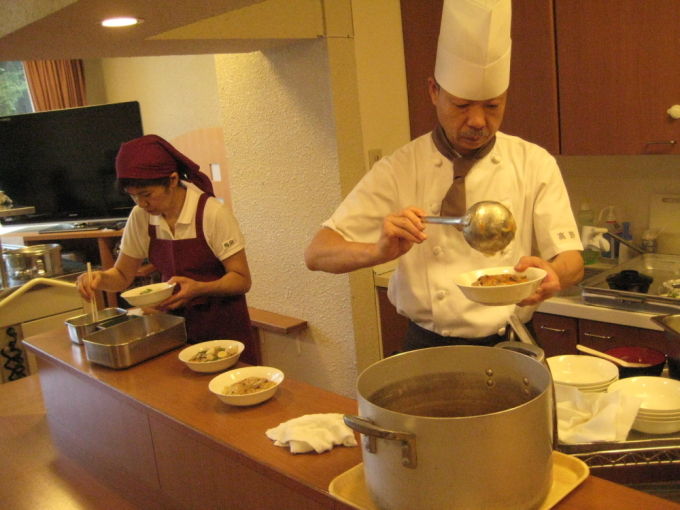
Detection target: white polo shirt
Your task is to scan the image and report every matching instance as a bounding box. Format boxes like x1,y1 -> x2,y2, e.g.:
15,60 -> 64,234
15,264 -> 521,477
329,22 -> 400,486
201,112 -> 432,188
120,184 -> 245,262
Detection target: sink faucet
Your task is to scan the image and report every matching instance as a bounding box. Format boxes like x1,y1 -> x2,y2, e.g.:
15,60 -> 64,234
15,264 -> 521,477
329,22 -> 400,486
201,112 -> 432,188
581,226 -> 611,252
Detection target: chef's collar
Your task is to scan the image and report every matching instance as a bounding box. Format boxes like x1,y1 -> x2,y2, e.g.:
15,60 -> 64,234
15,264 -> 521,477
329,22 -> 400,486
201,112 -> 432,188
431,124 -> 496,161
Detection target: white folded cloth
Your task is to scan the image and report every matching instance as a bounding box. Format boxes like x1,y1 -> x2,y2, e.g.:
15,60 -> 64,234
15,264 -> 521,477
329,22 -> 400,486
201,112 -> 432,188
265,413 -> 358,454
556,384 -> 641,444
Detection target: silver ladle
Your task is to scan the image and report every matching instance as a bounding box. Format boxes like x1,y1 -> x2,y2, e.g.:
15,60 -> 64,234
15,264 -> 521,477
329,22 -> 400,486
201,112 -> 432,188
423,201 -> 517,255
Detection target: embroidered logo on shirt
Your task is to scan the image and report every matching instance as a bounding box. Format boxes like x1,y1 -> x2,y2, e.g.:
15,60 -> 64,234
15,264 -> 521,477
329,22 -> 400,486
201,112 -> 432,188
223,239 -> 235,248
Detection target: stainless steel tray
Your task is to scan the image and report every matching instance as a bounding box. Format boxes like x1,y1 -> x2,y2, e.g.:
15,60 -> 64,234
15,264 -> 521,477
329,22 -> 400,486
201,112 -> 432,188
82,313 -> 186,369
579,254 -> 680,315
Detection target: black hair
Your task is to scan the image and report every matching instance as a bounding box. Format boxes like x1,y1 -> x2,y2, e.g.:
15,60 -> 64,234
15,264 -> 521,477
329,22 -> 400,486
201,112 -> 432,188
116,176 -> 172,193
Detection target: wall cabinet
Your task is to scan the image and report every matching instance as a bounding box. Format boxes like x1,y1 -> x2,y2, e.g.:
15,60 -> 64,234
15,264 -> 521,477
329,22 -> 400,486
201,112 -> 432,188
556,1 -> 680,155
400,0 -> 679,155
532,312 -> 671,357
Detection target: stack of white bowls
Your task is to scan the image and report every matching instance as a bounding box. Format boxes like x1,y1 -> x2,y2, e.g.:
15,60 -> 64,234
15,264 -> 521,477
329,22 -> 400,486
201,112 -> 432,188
608,376 -> 680,434
547,354 -> 619,392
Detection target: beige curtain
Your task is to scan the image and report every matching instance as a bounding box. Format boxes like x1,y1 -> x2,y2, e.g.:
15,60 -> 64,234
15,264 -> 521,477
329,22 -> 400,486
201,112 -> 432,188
23,59 -> 87,111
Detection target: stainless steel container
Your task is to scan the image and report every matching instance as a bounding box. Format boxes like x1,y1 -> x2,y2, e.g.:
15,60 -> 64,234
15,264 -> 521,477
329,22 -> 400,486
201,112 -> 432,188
65,307 -> 129,345
344,345 -> 554,510
82,314 -> 186,369
2,243 -> 63,282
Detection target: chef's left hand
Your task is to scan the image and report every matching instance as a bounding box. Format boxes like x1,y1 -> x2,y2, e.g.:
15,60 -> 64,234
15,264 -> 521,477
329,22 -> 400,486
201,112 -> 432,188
157,276 -> 201,310
514,255 -> 561,306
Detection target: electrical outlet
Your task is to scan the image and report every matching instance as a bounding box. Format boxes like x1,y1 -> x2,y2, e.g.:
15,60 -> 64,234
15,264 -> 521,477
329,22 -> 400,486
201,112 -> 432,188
367,149 -> 382,168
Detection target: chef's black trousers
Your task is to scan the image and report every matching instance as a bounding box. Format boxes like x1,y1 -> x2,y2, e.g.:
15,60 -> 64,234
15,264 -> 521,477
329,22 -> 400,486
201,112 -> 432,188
403,321 -> 503,352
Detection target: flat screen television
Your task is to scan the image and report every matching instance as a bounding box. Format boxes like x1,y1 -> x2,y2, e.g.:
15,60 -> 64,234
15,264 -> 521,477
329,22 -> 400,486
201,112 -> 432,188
0,101 -> 143,226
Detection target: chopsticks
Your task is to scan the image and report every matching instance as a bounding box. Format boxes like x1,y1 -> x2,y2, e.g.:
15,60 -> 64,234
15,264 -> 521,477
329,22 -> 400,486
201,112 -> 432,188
87,262 -> 99,321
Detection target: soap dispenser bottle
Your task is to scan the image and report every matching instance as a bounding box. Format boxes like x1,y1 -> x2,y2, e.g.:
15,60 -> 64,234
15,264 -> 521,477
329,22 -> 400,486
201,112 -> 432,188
598,206 -> 622,260
618,222 -> 633,263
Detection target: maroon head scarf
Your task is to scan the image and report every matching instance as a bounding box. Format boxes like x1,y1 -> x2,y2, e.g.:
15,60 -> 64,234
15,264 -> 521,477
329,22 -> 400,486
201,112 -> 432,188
115,134 -> 214,196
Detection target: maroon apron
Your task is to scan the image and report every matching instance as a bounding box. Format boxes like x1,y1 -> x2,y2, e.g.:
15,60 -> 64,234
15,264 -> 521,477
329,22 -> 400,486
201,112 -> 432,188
148,193 -> 254,351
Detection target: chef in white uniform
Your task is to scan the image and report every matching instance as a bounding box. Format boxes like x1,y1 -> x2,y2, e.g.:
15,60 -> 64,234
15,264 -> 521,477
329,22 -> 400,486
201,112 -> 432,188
305,0 -> 584,350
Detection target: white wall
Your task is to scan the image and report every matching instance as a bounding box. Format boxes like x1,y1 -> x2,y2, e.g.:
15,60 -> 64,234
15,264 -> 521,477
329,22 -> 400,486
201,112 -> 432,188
214,42 -> 358,396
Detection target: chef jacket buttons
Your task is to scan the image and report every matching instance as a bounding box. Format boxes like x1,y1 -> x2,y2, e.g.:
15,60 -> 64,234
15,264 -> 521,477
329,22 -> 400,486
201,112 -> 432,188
491,155 -> 501,164
433,157 -> 443,167
436,290 -> 448,300
430,203 -> 440,214
433,246 -> 442,256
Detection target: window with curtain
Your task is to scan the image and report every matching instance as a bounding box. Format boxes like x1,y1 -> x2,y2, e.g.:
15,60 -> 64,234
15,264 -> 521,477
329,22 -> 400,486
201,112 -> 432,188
0,61 -> 34,116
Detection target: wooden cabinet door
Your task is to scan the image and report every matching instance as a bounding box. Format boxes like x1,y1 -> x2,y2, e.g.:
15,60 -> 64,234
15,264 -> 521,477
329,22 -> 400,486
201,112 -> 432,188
532,312 -> 579,357
555,0 -> 680,155
376,287 -> 409,357
400,0 -> 559,153
578,319 -> 670,355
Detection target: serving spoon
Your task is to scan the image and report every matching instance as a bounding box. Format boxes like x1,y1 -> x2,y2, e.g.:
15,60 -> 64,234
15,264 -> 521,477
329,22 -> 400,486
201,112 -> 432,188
423,201 -> 517,255
576,344 -> 652,368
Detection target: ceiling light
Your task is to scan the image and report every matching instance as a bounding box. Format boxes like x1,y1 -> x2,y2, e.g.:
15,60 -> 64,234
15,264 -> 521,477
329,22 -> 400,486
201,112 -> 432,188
101,17 -> 143,28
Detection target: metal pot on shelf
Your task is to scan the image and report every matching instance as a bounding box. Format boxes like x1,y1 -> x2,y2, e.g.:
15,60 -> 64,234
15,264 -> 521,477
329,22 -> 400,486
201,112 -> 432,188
344,342 -> 554,510
2,243 -> 63,282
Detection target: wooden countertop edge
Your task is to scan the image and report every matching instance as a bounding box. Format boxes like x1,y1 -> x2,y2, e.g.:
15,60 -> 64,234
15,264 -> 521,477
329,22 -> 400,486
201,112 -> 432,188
21,328 -> 680,510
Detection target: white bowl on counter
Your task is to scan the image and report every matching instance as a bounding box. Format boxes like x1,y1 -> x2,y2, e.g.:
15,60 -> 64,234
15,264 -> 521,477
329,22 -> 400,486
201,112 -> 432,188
209,366 -> 284,406
608,376 -> 680,434
453,266 -> 547,306
547,355 -> 619,391
178,340 -> 244,373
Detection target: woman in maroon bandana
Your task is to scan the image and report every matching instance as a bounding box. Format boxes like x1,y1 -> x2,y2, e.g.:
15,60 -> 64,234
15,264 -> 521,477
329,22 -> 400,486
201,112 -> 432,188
76,135 -> 256,360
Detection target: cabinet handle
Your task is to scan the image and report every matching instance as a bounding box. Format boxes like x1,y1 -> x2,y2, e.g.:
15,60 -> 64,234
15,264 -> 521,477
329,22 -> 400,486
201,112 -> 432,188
644,140 -> 677,147
583,332 -> 614,341
539,326 -> 567,334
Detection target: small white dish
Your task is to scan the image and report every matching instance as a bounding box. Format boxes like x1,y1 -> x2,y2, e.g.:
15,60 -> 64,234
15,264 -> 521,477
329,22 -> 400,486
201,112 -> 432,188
121,282 -> 176,307
178,340 -> 244,373
453,266 -> 547,306
209,366 -> 284,406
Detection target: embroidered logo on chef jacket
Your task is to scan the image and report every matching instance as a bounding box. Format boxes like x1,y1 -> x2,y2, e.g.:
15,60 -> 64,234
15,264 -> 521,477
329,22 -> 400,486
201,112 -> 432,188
223,239 -> 235,248
551,229 -> 578,244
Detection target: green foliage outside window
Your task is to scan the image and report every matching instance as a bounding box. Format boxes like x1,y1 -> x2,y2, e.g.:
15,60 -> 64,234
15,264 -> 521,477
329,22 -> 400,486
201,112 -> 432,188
0,61 -> 33,116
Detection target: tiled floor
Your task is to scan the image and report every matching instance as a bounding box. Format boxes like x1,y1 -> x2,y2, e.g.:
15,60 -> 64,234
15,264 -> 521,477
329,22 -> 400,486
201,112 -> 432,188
0,375 -> 142,510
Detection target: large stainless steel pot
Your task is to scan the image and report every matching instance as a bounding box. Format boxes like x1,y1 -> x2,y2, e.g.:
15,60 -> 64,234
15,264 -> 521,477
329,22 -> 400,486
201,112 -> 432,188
344,345 -> 554,510
650,314 -> 680,380
2,244 -> 63,282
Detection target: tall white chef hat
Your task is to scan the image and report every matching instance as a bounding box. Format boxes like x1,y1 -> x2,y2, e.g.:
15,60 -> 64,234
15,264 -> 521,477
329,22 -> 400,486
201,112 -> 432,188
434,0 -> 512,101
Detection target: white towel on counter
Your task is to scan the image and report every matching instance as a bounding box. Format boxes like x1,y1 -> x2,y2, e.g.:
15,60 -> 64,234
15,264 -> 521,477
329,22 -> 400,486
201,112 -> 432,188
556,384 -> 641,444
265,413 -> 358,454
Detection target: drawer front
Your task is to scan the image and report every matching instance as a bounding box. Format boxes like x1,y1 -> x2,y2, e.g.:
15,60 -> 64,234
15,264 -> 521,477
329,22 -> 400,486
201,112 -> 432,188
532,312 -> 578,357
579,319 -> 670,355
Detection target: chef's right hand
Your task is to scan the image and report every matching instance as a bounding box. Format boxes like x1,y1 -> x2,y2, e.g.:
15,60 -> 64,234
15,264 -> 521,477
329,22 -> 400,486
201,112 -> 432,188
376,206 -> 428,261
76,270 -> 101,301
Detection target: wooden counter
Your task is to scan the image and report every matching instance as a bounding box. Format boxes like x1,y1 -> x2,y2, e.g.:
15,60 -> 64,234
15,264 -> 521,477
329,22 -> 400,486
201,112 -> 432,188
23,328 -> 679,510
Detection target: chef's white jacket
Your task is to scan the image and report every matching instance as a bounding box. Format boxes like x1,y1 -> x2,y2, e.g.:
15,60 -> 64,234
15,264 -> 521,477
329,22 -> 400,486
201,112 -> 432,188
323,131 -> 583,338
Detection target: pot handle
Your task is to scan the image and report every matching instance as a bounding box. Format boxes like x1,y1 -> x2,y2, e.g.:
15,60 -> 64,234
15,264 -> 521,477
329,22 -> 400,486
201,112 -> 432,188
343,415 -> 417,468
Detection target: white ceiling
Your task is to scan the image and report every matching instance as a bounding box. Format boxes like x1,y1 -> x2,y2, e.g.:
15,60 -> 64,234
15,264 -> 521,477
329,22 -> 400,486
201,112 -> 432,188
0,0 -> 323,61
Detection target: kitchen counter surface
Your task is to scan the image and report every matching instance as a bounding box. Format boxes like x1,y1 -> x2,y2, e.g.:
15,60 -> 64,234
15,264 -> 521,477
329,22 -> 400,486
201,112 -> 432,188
23,327 -> 679,510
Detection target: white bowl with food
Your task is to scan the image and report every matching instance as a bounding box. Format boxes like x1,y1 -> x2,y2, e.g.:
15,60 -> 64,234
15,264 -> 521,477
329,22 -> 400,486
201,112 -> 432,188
209,366 -> 284,406
453,266 -> 547,306
121,282 -> 176,307
178,340 -> 244,373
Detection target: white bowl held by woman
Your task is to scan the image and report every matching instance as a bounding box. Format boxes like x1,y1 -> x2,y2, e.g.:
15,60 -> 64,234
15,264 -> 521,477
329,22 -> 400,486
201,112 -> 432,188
453,266 -> 547,306
121,282 -> 176,307
209,366 -> 284,406
178,340 -> 244,373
